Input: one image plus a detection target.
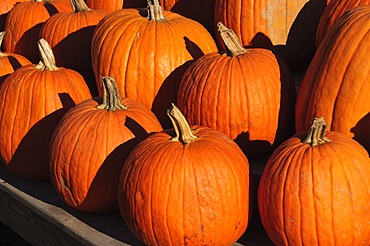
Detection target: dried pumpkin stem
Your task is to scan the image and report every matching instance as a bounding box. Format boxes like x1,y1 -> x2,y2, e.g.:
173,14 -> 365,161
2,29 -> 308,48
167,103 -> 197,144
96,76 -> 128,111
70,0 -> 91,12
35,38 -> 58,71
0,31 -> 5,58
218,22 -> 247,57
147,0 -> 167,21
302,117 -> 331,146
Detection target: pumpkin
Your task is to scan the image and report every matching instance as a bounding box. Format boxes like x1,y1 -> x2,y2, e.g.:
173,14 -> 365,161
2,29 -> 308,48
0,31 -> 31,85
258,117 -> 370,245
39,0 -> 109,96
158,0 -> 216,39
84,0 -> 147,11
119,103 -> 250,245
0,0 -> 30,31
50,76 -> 162,212
214,0 -> 329,73
2,0 -> 73,63
316,0 -> 370,48
295,5 -> 370,154
177,22 -> 296,159
91,0 -> 218,128
0,39 -> 91,180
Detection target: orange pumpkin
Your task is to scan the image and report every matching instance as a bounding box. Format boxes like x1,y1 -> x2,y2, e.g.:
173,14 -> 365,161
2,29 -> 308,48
0,31 -> 31,85
2,0 -> 73,63
85,0 -> 147,11
0,39 -> 91,180
39,0 -> 109,96
178,23 -> 297,159
0,0 -> 30,31
91,0 -> 218,128
50,76 -> 162,212
119,104 -> 250,245
316,0 -> 370,48
295,5 -> 370,154
258,117 -> 370,245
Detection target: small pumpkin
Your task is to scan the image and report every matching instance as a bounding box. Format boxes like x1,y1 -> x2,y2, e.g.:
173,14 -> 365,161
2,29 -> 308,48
119,104 -> 250,245
91,0 -> 217,128
296,5 -> 370,154
177,22 -> 297,159
2,0 -> 73,63
50,76 -> 162,212
0,31 -> 31,85
39,0 -> 109,96
0,39 -> 91,180
258,117 -> 370,245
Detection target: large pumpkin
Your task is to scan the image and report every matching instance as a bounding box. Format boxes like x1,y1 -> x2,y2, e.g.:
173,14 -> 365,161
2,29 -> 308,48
0,31 -> 31,85
258,117 -> 370,245
91,0 -> 217,128
0,0 -> 30,31
0,39 -> 91,180
119,104 -> 250,245
295,5 -> 370,154
178,23 -> 297,159
316,0 -> 370,48
39,0 -> 109,96
2,0 -> 73,63
50,76 -> 162,212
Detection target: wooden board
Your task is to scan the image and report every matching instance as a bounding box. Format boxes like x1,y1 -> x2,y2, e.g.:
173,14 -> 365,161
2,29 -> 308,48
0,158 -> 274,246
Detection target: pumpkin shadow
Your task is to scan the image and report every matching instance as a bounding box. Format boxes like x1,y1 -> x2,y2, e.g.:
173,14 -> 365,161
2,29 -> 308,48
123,0 -> 147,8
52,26 -> 99,97
351,112 -> 370,155
0,13 -> 7,32
6,93 -> 76,180
151,36 -> 204,129
274,0 -> 328,73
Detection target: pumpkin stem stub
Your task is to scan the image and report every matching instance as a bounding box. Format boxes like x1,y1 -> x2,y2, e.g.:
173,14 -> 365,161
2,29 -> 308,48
35,38 -> 58,71
0,31 -> 6,58
96,76 -> 128,111
218,22 -> 247,57
70,0 -> 91,12
167,103 -> 198,144
302,117 -> 331,146
147,0 -> 167,21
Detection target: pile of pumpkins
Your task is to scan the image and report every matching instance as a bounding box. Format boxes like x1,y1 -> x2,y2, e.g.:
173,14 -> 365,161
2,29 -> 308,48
0,0 -> 370,245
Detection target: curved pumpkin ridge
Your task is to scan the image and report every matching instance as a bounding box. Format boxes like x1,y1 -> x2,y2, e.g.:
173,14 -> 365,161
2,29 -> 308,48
297,7 -> 370,133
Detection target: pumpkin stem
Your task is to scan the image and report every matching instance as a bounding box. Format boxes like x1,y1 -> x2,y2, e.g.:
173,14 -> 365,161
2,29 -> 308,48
147,0 -> 167,21
96,76 -> 128,111
0,31 -> 5,58
302,117 -> 331,146
35,38 -> 58,71
218,22 -> 247,57
167,103 -> 197,144
70,0 -> 91,12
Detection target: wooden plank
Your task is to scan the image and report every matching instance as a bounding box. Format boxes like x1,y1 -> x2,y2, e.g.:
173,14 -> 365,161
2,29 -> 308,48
0,158 -> 273,246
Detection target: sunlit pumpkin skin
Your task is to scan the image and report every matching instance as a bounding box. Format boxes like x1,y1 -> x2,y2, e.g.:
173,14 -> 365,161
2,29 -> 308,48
0,31 -> 31,85
214,0 -> 310,49
85,0 -> 147,11
178,23 -> 297,159
0,0 -> 30,31
158,0 -> 216,38
91,1 -> 218,128
50,77 -> 162,212
295,6 -> 370,154
39,0 -> 109,97
119,104 -> 250,246
2,0 -> 73,64
316,0 -> 370,48
258,117 -> 370,246
0,39 -> 91,180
